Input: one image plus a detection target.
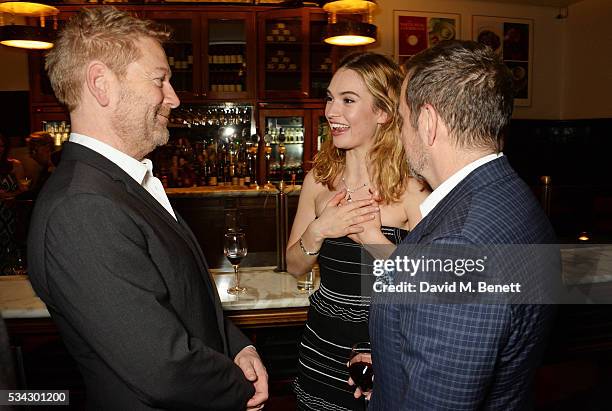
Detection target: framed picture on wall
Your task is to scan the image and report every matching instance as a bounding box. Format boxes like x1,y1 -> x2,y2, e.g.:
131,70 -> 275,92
472,15 -> 534,107
393,10 -> 461,66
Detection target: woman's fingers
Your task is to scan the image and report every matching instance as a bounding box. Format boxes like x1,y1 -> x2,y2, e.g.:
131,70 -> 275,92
345,225 -> 365,235
327,189 -> 347,208
369,188 -> 382,203
348,206 -> 379,223
318,195 -> 379,238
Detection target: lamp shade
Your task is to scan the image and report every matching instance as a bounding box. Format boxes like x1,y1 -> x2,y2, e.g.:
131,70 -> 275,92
323,21 -> 377,46
0,25 -> 54,49
0,1 -> 58,17
322,0 -> 377,14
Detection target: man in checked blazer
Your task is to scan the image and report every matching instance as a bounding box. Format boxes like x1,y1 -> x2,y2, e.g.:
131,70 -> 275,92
366,41 -> 556,410
27,7 -> 267,410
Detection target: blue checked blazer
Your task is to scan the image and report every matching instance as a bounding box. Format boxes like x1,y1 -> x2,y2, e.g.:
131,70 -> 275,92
369,156 -> 556,410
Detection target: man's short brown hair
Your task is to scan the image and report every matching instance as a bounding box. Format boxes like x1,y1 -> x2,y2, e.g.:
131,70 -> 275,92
46,6 -> 170,112
403,40 -> 514,152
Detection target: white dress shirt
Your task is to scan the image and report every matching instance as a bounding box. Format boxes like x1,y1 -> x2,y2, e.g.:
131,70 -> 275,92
419,153 -> 504,218
70,133 -> 177,220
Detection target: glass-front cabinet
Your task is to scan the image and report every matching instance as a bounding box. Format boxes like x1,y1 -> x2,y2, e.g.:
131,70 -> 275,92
258,107 -> 329,184
146,10 -> 256,101
204,12 -> 256,100
147,12 -> 200,99
258,9 -> 305,100
309,14 -> 333,100
259,109 -> 309,184
259,8 -> 338,101
258,8 -> 363,101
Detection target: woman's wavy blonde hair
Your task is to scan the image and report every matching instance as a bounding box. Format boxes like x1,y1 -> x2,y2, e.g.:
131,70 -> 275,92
312,52 -> 408,204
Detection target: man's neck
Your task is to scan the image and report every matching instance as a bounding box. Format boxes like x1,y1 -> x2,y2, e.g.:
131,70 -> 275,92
427,148 -> 496,190
71,115 -> 140,160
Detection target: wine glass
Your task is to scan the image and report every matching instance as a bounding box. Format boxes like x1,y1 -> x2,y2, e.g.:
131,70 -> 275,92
348,342 -> 373,394
224,231 -> 247,294
10,248 -> 27,275
18,177 -> 31,191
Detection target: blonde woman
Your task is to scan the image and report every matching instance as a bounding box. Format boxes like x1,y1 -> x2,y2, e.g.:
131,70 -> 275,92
287,53 -> 429,410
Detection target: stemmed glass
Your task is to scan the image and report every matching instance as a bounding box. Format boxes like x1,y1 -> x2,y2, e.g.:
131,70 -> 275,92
224,231 -> 248,294
348,342 -> 373,394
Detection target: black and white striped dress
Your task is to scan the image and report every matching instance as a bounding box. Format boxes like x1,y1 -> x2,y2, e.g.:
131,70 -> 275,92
295,226 -> 407,411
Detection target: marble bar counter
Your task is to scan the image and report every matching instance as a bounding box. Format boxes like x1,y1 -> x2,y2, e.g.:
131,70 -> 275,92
165,185 -> 301,198
0,267 -> 317,328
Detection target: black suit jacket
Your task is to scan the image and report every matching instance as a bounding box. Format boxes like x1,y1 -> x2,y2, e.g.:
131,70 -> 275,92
28,142 -> 255,410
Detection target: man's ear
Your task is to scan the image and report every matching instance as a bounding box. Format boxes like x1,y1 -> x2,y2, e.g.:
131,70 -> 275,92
85,61 -> 111,107
420,104 -> 438,147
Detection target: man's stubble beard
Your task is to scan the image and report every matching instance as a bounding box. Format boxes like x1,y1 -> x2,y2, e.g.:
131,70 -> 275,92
111,88 -> 169,160
404,132 -> 428,181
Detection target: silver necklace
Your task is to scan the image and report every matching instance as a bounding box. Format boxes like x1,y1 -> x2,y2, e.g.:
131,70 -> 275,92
342,177 -> 368,202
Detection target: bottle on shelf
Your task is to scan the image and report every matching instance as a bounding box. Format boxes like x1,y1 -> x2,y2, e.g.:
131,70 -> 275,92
208,157 -> 218,186
257,128 -> 269,186
224,148 -> 231,186
217,146 -> 225,186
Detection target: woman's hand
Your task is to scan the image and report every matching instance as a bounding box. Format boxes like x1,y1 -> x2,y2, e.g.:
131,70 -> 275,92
348,190 -> 386,245
308,190 -> 380,243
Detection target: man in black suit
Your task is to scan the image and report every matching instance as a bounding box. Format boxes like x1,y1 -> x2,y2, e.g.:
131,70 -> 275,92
27,7 -> 267,410
366,41 -> 556,410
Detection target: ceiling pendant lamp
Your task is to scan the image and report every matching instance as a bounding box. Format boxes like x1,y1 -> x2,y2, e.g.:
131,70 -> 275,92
0,24 -> 54,49
323,0 -> 377,46
0,1 -> 58,16
0,1 -> 59,50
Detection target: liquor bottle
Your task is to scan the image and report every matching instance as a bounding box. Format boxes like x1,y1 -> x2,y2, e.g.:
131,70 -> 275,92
257,128 -> 268,186
237,139 -> 246,187
170,154 -> 180,188
208,159 -> 218,186
244,154 -> 252,187
224,148 -> 232,186
231,161 -> 238,186
193,154 -> 204,186
246,128 -> 259,187
179,159 -> 195,187
217,147 -> 226,186
237,162 -> 245,187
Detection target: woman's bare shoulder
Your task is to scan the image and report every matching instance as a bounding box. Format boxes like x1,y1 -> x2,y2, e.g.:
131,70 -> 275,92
398,177 -> 430,228
301,170 -> 327,195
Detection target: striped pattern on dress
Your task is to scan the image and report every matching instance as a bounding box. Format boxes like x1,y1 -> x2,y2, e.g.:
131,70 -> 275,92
295,226 -> 407,411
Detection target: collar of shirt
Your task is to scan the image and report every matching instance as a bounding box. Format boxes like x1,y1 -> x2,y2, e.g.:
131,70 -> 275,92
70,133 -> 150,185
419,152 -> 504,219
